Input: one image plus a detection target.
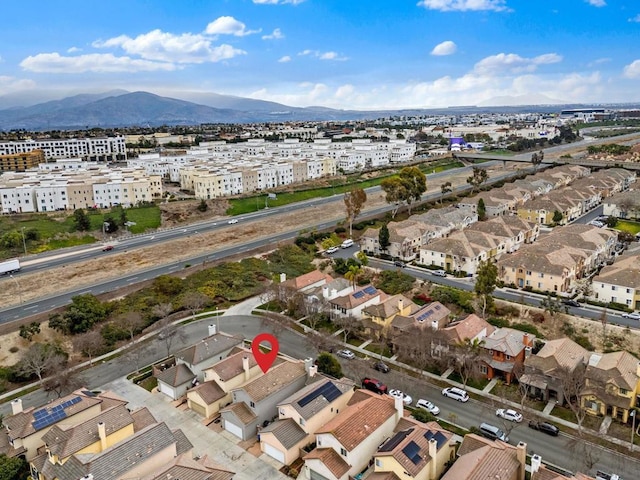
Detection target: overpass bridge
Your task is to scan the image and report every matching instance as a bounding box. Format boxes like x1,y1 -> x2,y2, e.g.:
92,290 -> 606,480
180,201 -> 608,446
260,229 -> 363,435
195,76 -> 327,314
455,152 -> 640,171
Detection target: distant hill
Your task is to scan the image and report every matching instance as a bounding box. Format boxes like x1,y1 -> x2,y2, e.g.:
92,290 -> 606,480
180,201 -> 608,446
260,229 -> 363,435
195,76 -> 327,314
477,93 -> 566,107
1,89 -> 639,131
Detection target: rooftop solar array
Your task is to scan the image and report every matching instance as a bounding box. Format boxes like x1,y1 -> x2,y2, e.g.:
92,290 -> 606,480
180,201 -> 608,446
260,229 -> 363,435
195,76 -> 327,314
424,430 -> 448,448
353,290 -> 365,299
379,428 -> 413,452
416,309 -> 434,322
364,285 -> 377,295
297,382 -> 342,408
31,396 -> 82,431
402,440 -> 422,464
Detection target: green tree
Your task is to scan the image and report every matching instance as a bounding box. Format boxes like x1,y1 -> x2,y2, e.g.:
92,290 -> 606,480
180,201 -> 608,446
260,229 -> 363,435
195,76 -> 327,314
344,187 -> 368,237
467,166 -> 488,193
19,322 -> 41,341
477,198 -> 486,220
440,181 -> 452,204
0,454 -> 27,480
345,264 -> 363,289
605,216 -> 618,228
355,251 -> 369,267
379,224 -> 390,252
103,216 -> 118,233
152,275 -> 184,299
474,260 -> 498,318
315,352 -> 343,378
49,294 -> 108,335
73,209 -> 91,231
197,199 -> 208,212
412,408 -> 437,424
541,295 -> 568,317
552,210 -> 563,224
398,166 -> 427,214
380,177 -> 404,218
531,152 -> 542,172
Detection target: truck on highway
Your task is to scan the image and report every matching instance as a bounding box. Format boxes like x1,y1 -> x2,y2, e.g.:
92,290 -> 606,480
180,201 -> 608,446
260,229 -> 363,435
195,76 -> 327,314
0,258 -> 21,275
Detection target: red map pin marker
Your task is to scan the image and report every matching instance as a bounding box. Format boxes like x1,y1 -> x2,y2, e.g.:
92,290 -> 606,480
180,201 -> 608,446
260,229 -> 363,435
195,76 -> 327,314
252,333 -> 279,373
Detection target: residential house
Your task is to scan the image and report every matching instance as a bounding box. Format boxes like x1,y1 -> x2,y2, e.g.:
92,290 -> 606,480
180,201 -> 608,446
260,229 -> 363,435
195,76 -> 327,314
480,328 -> 535,384
383,219 -> 431,261
592,252 -> 640,310
602,190 -> 640,219
458,190 -> 515,217
362,294 -> 419,336
329,285 -> 388,319
412,205 -> 478,239
465,215 -> 539,253
280,270 -> 334,294
372,417 -> 455,480
220,358 -> 310,440
187,347 -> 262,418
519,338 -> 589,404
517,189 -> 583,225
3,390 -> 127,461
156,363 -> 197,400
530,454 -> 595,479
138,454 -> 234,480
391,302 -> 452,336
419,229 -> 505,275
260,376 -> 355,465
432,314 -> 495,358
174,325 -> 244,382
301,390 -> 404,480
581,351 -> 640,423
441,434 -> 527,480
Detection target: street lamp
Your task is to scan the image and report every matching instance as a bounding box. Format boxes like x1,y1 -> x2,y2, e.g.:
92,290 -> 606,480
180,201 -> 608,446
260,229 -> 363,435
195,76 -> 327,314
21,227 -> 27,255
631,409 -> 637,452
9,275 -> 22,304
103,221 -> 110,241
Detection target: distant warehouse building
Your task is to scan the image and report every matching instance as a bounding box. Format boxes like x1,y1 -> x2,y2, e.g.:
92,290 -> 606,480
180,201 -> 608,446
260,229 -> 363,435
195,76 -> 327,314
0,149 -> 45,172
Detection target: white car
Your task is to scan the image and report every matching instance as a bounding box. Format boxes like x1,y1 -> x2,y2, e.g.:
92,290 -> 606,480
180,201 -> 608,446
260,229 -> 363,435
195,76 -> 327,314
622,311 -> 640,320
336,349 -> 355,360
432,270 -> 447,277
228,219 -> 238,224
389,389 -> 412,405
496,408 -> 523,423
325,246 -> 339,254
416,399 -> 440,415
441,387 -> 469,402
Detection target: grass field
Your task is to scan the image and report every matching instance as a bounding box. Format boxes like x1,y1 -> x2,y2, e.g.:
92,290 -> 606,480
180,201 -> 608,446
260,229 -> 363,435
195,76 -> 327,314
616,219 -> 640,235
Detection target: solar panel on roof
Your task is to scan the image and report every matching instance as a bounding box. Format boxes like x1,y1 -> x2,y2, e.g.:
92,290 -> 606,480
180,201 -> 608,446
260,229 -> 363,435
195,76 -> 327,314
402,441 -> 422,464
364,285 -> 377,295
416,310 -> 433,322
297,382 -> 342,408
353,291 -> 365,299
33,409 -> 47,419
434,305 -> 441,310
424,430 -> 434,440
434,431 -> 447,448
379,429 -> 413,452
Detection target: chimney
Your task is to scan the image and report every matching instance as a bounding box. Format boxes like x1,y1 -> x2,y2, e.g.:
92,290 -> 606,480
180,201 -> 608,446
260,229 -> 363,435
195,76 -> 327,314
280,273 -> 286,283
243,356 -> 251,382
97,422 -> 107,451
431,319 -> 438,331
516,442 -> 527,480
11,399 -> 23,415
428,438 -> 437,479
397,297 -> 404,314
208,324 -> 217,336
394,394 -> 404,422
522,333 -> 530,347
322,285 -> 329,299
530,454 -> 542,474
304,357 -> 313,373
308,365 -> 318,378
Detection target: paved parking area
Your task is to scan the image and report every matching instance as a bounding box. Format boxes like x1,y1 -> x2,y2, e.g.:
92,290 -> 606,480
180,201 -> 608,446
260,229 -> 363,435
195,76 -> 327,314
103,377 -> 289,480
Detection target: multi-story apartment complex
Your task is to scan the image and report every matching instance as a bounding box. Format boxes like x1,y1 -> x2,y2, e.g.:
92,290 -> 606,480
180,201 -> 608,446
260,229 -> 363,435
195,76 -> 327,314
0,136 -> 126,161
0,149 -> 45,172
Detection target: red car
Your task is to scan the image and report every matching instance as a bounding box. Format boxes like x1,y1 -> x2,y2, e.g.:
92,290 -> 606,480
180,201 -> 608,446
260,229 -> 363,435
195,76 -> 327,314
102,245 -> 114,251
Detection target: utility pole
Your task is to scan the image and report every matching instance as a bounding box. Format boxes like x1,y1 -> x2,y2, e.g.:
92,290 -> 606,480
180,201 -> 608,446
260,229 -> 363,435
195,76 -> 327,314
21,227 -> 27,255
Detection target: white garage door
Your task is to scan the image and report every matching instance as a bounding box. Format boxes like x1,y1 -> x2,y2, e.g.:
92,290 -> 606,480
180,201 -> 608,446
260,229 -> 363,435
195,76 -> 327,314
224,420 -> 244,439
158,382 -> 175,399
263,443 -> 285,464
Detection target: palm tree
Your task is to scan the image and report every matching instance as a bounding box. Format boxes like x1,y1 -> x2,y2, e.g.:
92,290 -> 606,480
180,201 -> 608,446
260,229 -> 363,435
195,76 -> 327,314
345,265 -> 362,289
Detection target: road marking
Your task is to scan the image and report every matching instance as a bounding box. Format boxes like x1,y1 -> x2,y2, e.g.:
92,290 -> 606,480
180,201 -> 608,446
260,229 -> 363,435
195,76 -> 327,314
129,276 -> 138,281
24,304 -> 39,310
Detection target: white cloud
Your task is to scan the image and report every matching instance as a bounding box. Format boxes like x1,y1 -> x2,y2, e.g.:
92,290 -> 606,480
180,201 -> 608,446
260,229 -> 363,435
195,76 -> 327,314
205,16 -> 260,37
335,84 -> 355,99
417,0 -> 509,12
278,55 -> 291,62
298,49 -> 348,61
473,52 -> 561,74
628,14 -> 640,22
262,28 -> 284,40
67,46 -> 82,53
587,57 -> 610,67
252,0 -> 305,4
623,60 -> 640,78
431,40 -> 457,56
20,52 -> 178,73
93,30 -> 246,64
585,0 -> 606,6
0,75 -> 36,91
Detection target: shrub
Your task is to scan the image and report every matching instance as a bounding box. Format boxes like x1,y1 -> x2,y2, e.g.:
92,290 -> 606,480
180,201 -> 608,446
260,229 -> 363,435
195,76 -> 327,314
510,322 -> 542,338
574,335 -> 594,350
488,317 -> 510,328
334,226 -> 346,234
530,312 -> 545,323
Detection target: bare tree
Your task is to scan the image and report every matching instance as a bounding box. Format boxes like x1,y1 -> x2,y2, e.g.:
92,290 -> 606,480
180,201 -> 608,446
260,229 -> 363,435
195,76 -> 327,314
114,311 -> 145,343
73,330 -> 104,365
181,291 -> 210,318
157,318 -> 184,359
450,338 -> 485,387
557,364 -> 588,435
600,308 -> 608,351
396,326 -> 446,373
17,343 -> 66,384
43,369 -> 83,399
333,315 -> 361,344
128,341 -> 157,374
344,187 -> 367,238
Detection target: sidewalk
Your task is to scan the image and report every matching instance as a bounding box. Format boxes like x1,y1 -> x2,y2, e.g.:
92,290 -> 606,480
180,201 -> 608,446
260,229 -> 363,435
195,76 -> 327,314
223,295 -> 269,316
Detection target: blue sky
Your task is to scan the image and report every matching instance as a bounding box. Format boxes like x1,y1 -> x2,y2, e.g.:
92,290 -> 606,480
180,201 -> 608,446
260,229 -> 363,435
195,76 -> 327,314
1,0 -> 640,109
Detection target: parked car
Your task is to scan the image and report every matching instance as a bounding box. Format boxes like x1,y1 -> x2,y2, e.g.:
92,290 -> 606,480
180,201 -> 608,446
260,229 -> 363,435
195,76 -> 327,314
102,245 -> 114,251
372,361 -> 390,373
562,299 -> 581,307
228,218 -> 238,224
441,387 -> 469,402
389,389 -> 412,405
362,377 -> 388,394
393,260 -> 406,268
496,408 -> 523,423
325,246 -> 339,254
336,349 -> 356,359
528,420 -> 559,436
432,269 -> 447,277
416,398 -> 440,415
479,422 -> 509,442
622,311 -> 640,320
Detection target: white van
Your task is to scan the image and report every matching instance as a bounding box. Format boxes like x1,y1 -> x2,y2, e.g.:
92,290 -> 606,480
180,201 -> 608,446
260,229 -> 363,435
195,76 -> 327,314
479,422 -> 509,442
341,239 -> 354,249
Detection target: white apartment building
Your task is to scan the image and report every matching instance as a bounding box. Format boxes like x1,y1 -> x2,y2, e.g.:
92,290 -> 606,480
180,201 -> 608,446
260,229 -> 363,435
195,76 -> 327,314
0,136 -> 126,161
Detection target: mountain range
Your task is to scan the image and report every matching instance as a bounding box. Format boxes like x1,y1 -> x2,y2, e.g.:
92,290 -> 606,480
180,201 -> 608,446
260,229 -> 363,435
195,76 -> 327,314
0,90 -> 637,131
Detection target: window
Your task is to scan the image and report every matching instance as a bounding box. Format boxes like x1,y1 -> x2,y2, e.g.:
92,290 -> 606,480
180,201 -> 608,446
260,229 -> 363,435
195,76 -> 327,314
340,448 -> 347,456
250,401 -> 255,408
299,418 -> 305,426
480,365 -> 488,374
620,388 -> 628,395
375,459 -> 382,468
612,286 -> 617,291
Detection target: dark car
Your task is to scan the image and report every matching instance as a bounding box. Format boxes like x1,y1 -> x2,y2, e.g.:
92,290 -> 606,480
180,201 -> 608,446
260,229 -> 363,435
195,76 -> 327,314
372,361 -> 390,373
362,377 -> 388,394
562,299 -> 581,308
102,245 -> 114,251
528,420 -> 559,436
393,260 -> 406,268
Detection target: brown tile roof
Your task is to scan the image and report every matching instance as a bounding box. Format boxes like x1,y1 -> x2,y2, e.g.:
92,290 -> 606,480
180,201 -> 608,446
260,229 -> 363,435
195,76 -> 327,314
594,252 -> 640,290
367,473 -> 402,480
156,363 -> 196,387
303,447 -> 350,478
242,360 -> 307,403
483,327 -> 534,357
130,407 -> 157,432
441,314 -> 494,344
316,390 -> 397,451
524,337 -> 589,374
442,434 -> 523,480
191,381 -> 227,404
140,453 -> 235,480
281,270 -> 334,291
586,351 -> 640,391
363,294 -> 418,320
208,347 -> 258,381
175,332 -> 244,366
223,402 -> 257,425
330,286 -> 387,310
260,418 -> 307,449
